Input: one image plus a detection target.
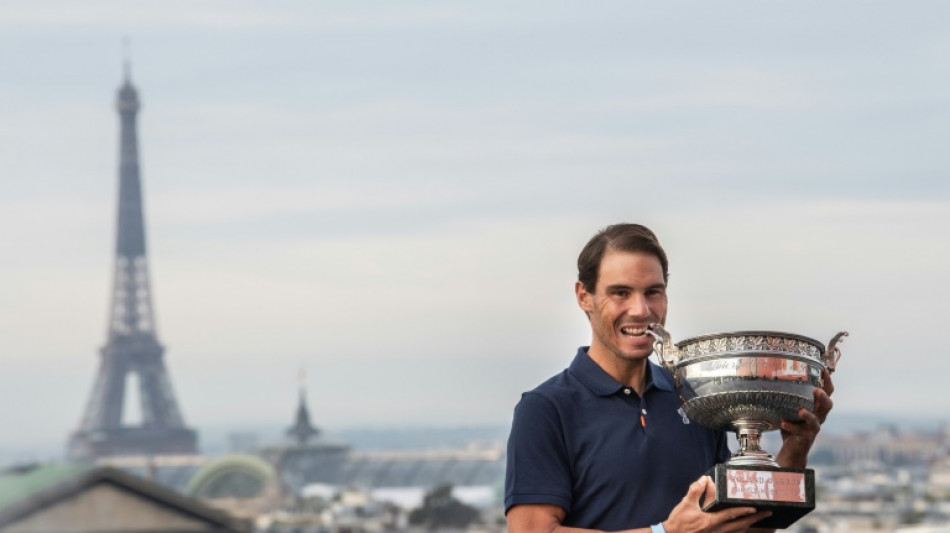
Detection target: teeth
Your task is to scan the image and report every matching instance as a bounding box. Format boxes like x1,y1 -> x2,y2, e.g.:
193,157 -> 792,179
620,326 -> 646,336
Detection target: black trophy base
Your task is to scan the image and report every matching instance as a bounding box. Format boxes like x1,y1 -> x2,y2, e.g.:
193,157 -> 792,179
702,463 -> 816,529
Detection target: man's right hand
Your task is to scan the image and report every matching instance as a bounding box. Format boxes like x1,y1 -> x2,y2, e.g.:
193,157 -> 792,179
663,476 -> 771,533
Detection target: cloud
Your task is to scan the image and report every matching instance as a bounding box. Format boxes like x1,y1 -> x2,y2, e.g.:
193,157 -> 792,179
2,2 -> 949,456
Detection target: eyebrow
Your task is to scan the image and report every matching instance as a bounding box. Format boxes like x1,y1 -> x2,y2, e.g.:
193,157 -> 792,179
604,282 -> 666,292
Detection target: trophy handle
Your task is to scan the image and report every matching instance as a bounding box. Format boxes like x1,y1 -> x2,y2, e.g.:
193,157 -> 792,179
647,323 -> 680,371
823,331 -> 849,373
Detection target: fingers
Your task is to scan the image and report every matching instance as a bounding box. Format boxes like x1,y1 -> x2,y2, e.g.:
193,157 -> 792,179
822,368 -> 835,397
712,507 -> 758,523
812,387 -> 834,425
785,376 -> 834,431
782,408 -> 820,436
683,476 -> 712,506
718,510 -> 772,532
703,478 -> 717,505
670,480 -> 772,533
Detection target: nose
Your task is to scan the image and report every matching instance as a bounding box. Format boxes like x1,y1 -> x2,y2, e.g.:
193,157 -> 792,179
626,292 -> 652,319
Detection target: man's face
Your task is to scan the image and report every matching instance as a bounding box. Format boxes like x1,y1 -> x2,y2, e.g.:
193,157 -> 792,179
575,249 -> 668,363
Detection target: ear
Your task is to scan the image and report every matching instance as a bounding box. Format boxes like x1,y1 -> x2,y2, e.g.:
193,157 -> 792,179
575,280 -> 594,314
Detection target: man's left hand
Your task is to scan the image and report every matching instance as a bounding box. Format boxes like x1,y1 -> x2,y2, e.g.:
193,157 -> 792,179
775,369 -> 834,469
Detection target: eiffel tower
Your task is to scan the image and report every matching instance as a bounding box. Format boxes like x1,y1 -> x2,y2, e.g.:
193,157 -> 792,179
68,64 -> 198,460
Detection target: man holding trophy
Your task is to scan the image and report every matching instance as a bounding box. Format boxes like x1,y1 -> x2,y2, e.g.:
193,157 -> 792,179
505,223 -> 840,533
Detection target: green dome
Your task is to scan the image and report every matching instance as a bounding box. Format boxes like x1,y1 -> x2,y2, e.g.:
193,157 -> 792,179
185,454 -> 277,499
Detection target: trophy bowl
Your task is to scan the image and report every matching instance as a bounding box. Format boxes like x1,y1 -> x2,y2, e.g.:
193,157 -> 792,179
648,324 -> 848,467
647,324 -> 848,528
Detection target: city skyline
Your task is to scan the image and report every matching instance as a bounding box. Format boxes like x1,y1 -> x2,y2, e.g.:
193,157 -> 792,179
1,1 -> 948,456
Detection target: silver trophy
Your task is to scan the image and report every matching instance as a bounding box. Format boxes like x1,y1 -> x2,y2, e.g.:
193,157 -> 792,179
648,324 -> 847,529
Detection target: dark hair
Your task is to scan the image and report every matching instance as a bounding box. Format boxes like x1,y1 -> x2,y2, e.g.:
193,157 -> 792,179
577,223 -> 669,292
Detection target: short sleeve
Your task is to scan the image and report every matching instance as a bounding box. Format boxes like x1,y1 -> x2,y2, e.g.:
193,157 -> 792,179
504,392 -> 573,514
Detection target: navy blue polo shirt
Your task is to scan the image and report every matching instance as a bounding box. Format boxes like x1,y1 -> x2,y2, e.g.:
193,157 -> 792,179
505,347 -> 730,530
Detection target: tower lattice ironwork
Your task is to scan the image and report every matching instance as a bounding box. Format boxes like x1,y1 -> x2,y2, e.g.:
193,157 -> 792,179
69,65 -> 197,460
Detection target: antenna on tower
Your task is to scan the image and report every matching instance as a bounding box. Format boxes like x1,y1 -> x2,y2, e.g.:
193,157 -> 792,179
122,37 -> 132,82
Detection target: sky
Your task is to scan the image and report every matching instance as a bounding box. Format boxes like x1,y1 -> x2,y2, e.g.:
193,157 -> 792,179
1,1 -> 948,459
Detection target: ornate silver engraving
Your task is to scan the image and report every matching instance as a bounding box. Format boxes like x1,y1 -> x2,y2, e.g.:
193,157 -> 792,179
649,324 -> 848,468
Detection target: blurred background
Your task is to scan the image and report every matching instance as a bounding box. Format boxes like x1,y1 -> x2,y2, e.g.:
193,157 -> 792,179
3,0 -> 948,458
0,2 -> 948,529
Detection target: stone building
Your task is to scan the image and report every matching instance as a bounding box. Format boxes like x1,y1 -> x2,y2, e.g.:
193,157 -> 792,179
0,464 -> 247,532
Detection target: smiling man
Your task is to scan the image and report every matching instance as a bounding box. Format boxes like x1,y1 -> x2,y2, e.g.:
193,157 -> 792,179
505,223 -> 832,533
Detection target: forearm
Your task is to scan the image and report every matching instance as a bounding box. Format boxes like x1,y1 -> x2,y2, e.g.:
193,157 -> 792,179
511,522 -> 650,533
507,504 -> 651,533
523,525 -> 650,533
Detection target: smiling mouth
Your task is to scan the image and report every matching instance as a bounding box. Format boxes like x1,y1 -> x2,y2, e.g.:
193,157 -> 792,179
619,325 -> 648,338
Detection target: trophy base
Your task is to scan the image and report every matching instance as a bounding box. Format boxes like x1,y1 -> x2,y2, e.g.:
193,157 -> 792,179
702,464 -> 816,529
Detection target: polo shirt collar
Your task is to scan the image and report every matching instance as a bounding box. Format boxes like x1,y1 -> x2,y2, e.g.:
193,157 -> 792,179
569,346 -> 674,396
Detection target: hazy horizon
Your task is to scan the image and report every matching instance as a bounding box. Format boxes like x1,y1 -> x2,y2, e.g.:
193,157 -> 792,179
3,411 -> 947,467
